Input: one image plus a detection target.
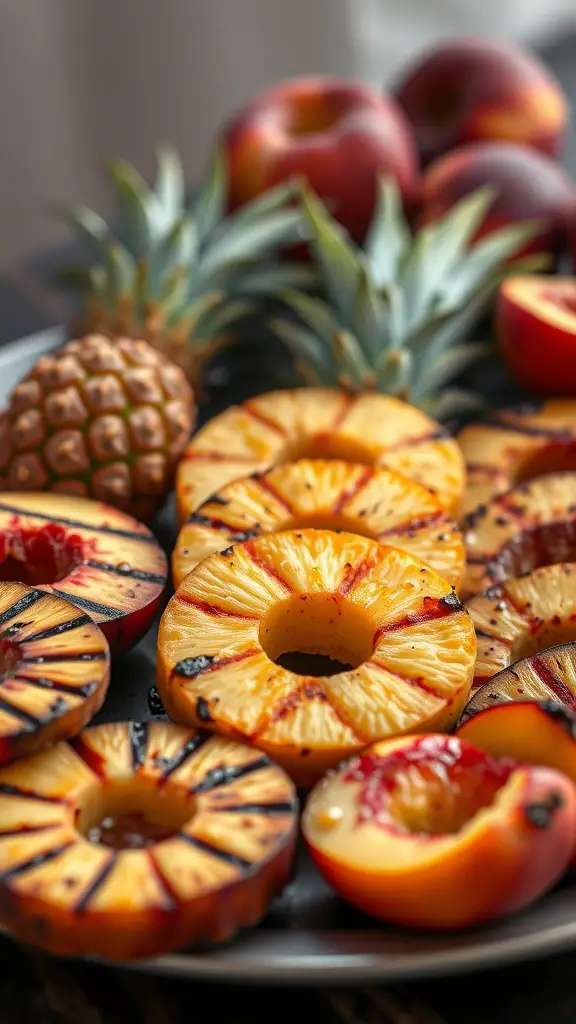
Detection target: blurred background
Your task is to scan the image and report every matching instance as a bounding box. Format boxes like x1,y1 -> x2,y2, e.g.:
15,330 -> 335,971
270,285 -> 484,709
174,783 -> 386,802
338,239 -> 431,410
1,0 -> 576,272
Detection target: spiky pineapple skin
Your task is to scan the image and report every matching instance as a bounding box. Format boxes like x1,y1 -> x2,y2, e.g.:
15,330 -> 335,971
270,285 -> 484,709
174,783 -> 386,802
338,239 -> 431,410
0,335 -> 195,523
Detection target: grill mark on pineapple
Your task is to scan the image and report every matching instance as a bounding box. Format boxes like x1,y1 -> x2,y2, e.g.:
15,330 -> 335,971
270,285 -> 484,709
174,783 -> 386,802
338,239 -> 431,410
485,415 -> 575,439
255,475 -> 296,514
130,722 -> 148,771
0,694 -> 44,727
86,560 -> 166,584
374,592 -> 464,637
13,674 -> 100,698
379,428 -> 449,452
242,402 -> 288,437
472,627 -> 512,647
74,853 -> 117,914
182,450 -> 255,464
0,824 -> 60,839
158,731 -> 211,781
191,756 -> 270,793
531,655 -> 575,705
0,590 -> 44,628
332,466 -> 374,515
377,510 -> 448,538
369,658 -> 445,700
329,392 -> 355,431
147,851 -> 179,909
68,735 -> 107,778
186,511 -> 260,544
0,784 -> 63,803
0,841 -> 74,883
340,553 -> 379,595
172,648 -> 259,682
177,833 -> 252,870
243,540 -> 294,593
465,462 -> 503,477
215,801 -> 296,816
176,594 -> 260,621
50,590 -> 124,620
22,652 -> 108,665
21,615 -> 92,644
0,502 -> 157,543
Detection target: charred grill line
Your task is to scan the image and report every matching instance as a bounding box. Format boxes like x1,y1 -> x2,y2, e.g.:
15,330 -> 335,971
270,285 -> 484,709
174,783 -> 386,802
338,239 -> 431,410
242,402 -> 287,436
332,467 -> 374,515
177,833 -> 252,869
0,695 -> 40,726
147,850 -> 178,910
0,502 -> 157,543
377,510 -> 447,537
50,591 -> 123,620
0,590 -> 45,628
486,415 -> 574,439
255,475 -> 295,514
159,731 -> 210,781
0,783 -> 63,803
216,802 -> 295,815
130,722 -> 148,771
0,824 -> 59,839
0,841 -> 74,882
23,652 -> 107,665
191,756 -> 270,793
86,560 -> 165,584
23,615 -> 92,644
14,674 -> 99,698
531,655 -> 575,705
243,541 -> 294,593
75,854 -> 117,914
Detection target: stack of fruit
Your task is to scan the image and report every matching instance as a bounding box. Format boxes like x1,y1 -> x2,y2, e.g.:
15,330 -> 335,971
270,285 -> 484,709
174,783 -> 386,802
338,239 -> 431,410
3,33 -> 576,966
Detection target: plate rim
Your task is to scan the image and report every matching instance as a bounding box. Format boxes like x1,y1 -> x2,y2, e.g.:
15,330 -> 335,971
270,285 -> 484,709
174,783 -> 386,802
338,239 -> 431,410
2,326 -> 576,984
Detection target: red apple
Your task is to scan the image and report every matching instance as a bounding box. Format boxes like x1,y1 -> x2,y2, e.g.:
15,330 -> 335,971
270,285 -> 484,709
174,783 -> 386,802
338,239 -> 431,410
394,36 -> 568,166
222,76 -> 419,243
497,275 -> 576,395
419,141 -> 576,259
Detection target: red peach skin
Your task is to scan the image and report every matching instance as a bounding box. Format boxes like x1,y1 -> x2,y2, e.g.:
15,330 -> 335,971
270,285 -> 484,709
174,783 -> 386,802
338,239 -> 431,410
497,276 -> 576,395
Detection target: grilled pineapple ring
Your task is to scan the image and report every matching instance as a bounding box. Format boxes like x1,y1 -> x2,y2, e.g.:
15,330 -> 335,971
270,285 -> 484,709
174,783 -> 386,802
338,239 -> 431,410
176,388 -> 465,525
0,581 -> 110,763
173,458 -> 465,591
458,400 -> 576,519
159,529 -> 476,786
462,471 -> 576,597
467,564 -> 576,691
0,721 -> 297,961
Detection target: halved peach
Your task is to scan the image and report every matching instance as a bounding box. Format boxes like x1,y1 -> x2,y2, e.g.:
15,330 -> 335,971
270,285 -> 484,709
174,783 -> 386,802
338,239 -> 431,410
303,733 -> 576,930
462,471 -> 576,597
498,277 -> 576,396
0,493 -> 167,655
0,721 -> 297,960
466,563 -> 576,689
462,641 -> 576,718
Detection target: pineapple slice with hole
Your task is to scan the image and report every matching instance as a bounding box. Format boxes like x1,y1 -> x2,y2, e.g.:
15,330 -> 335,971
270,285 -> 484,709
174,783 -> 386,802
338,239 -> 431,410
0,582 -> 110,763
176,387 -> 465,526
0,492 -> 167,656
467,563 -> 576,690
0,720 -> 297,961
463,642 -> 576,719
458,400 -> 576,519
462,471 -> 576,598
158,529 -> 476,786
173,458 -> 465,591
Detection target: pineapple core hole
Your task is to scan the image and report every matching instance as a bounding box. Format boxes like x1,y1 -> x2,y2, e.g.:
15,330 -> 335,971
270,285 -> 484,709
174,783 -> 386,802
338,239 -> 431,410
260,593 -> 373,677
78,778 -> 194,851
0,523 -> 85,586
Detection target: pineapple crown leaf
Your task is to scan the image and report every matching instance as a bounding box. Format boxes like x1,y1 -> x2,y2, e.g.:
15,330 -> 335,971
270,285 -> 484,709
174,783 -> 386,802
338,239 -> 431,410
299,186 -> 361,325
411,340 -> 493,399
421,387 -> 489,421
189,146 -> 227,245
267,315 -> 338,385
364,176 -> 410,287
153,143 -> 186,229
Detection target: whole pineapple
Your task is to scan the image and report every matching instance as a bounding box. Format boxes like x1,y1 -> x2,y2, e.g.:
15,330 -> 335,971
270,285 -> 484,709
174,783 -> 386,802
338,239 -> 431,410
0,334 -> 194,523
55,146 -> 316,388
269,180 -> 546,419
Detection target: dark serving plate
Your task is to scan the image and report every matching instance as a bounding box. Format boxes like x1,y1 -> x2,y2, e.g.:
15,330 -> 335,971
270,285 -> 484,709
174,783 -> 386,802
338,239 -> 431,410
2,328 -> 575,985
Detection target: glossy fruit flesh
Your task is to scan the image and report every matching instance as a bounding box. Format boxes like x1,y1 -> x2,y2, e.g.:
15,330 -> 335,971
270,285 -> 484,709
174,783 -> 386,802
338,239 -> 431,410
0,493 -> 167,655
176,388 -> 465,525
173,459 -> 465,590
498,277 -> 576,396
303,733 -> 576,930
462,471 -> 576,598
158,529 -> 476,786
466,564 -> 576,690
457,400 -> 576,519
0,582 -> 109,763
463,642 -> 576,719
0,721 -> 297,961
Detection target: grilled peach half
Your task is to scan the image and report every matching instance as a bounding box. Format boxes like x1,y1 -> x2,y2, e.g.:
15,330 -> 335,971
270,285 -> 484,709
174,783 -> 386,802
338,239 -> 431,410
176,388 -> 465,524
173,459 -> 465,590
0,493 -> 167,654
0,581 -> 110,763
0,721 -> 297,961
462,471 -> 576,597
159,529 -> 476,786
463,642 -> 576,717
458,401 -> 576,519
467,564 -> 576,689
303,733 -> 576,930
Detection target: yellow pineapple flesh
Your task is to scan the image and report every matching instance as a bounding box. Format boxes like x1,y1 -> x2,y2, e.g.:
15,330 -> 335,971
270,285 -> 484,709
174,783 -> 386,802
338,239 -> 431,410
462,471 -> 576,597
467,563 -> 576,690
174,458 -> 465,591
0,335 -> 195,523
158,529 -> 476,786
176,387 -> 465,526
0,720 -> 297,961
